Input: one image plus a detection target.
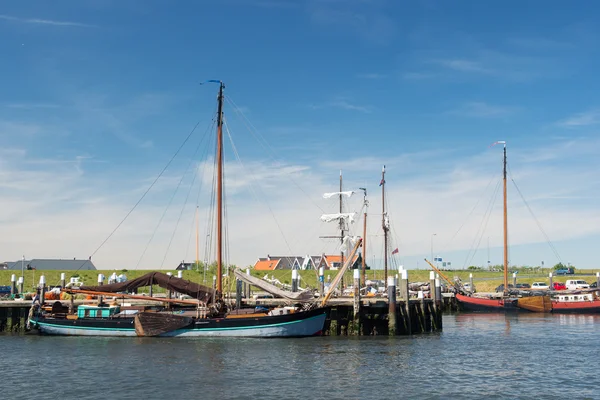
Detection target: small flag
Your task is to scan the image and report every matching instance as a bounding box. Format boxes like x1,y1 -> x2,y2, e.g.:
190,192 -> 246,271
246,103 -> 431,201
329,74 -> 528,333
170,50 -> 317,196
379,178 -> 385,186
391,248 -> 399,255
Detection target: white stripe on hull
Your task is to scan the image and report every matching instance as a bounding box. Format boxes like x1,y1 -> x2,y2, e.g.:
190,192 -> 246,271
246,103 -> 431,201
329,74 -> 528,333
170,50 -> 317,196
35,314 -> 326,338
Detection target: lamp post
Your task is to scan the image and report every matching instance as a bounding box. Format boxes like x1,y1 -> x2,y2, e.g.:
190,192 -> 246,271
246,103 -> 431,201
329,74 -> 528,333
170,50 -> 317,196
430,233 -> 436,262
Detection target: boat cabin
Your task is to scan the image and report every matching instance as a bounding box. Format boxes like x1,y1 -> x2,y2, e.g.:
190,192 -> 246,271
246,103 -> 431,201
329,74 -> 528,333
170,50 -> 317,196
77,305 -> 120,318
555,293 -> 594,302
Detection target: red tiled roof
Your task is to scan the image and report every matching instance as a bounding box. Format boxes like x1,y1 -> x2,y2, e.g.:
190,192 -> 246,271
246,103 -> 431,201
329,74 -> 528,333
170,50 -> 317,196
254,259 -> 281,271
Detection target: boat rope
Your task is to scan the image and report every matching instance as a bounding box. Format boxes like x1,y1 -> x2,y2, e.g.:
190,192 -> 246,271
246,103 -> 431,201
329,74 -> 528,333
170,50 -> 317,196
462,178 -> 502,269
137,118 -> 216,269
223,118 -> 294,254
444,169 -> 499,250
159,126 -> 215,269
225,95 -> 325,213
508,166 -> 563,263
68,119 -> 204,277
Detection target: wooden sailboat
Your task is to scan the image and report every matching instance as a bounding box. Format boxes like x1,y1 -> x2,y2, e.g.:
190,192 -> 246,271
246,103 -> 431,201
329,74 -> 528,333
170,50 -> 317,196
456,142 -> 520,312
30,82 -> 331,337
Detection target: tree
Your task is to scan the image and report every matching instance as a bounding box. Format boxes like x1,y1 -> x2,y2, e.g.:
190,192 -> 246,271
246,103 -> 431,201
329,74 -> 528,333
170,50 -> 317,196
553,262 -> 566,270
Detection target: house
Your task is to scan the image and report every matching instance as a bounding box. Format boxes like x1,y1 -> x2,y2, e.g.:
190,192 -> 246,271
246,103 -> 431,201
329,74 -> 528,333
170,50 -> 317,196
317,254 -> 361,270
176,262 -> 195,270
253,255 -> 296,271
5,258 -> 97,271
253,254 -> 364,271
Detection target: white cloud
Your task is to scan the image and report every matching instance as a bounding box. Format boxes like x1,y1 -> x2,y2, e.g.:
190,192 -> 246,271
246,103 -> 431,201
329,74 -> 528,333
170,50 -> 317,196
447,102 -> 518,118
1,138 -> 599,271
557,108 -> 600,127
0,14 -> 94,28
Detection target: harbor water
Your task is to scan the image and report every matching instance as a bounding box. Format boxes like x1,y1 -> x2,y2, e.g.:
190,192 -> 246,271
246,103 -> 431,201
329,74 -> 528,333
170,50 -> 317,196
1,313 -> 598,400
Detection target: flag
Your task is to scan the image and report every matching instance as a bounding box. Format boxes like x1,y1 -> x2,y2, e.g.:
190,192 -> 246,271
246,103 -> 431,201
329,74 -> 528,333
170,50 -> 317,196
391,248 -> 399,255
379,178 -> 385,186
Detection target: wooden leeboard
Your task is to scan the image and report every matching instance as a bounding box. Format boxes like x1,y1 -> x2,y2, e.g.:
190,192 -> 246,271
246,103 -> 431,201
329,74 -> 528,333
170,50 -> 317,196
517,296 -> 552,312
134,312 -> 193,337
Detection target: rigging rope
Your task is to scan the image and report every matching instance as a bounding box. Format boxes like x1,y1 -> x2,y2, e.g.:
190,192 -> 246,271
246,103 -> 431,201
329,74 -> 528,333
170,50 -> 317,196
462,178 -> 502,269
508,165 -> 563,263
137,118 -> 215,269
223,118 -> 295,255
89,121 -> 203,260
226,95 -> 325,213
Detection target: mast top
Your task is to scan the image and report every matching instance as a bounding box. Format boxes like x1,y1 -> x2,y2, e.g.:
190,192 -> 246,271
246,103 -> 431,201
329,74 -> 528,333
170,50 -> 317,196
382,165 -> 386,172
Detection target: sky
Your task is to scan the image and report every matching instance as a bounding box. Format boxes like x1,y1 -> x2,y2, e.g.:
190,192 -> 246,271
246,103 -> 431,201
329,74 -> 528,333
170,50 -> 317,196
1,0 -> 600,272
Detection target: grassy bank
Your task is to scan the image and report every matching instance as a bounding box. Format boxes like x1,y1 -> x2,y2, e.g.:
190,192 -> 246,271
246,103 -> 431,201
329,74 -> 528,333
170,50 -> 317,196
1,268 -> 597,294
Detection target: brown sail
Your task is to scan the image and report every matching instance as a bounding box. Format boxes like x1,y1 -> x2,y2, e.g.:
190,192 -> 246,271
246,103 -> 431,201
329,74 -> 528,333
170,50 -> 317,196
517,296 -> 552,312
80,272 -> 214,303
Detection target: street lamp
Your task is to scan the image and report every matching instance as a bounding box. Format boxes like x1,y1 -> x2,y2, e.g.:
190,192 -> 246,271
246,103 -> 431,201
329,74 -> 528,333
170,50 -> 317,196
430,233 -> 437,262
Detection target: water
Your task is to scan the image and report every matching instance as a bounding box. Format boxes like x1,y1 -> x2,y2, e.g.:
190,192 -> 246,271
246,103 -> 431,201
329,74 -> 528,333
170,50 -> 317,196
1,313 -> 598,400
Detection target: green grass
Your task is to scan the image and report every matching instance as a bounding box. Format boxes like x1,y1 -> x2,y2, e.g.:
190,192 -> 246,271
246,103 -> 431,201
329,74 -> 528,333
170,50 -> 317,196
1,268 -> 598,294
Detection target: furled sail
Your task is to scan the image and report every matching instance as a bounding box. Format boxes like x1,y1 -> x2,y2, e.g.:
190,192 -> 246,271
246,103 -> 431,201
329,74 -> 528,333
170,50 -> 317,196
80,272 -> 214,303
320,212 -> 356,224
323,191 -> 355,199
233,269 -> 314,302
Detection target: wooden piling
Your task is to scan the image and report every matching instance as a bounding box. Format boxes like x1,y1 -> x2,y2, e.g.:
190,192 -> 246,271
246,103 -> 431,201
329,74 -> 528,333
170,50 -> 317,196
513,272 -> 517,287
291,269 -> 298,293
235,279 -> 242,309
549,272 -> 553,289
319,267 -> 324,296
429,271 -> 435,301
387,276 -> 396,335
39,275 -> 46,305
402,270 -> 411,335
351,269 -> 361,335
60,273 -> 66,289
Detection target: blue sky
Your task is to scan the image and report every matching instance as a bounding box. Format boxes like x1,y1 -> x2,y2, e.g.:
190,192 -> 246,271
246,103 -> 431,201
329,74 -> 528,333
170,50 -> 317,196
1,0 -> 600,272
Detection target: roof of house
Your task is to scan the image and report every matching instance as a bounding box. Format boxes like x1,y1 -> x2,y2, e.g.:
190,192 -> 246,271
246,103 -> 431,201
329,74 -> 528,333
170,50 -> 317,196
322,254 -> 360,266
5,259 -> 97,270
254,259 -> 281,271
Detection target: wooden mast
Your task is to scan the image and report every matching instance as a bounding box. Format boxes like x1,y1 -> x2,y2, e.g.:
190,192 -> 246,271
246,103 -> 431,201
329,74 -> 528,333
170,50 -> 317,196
502,142 -> 509,296
339,170 -> 345,288
216,82 -> 225,295
381,165 -> 388,286
361,188 -> 368,288
195,205 -> 199,270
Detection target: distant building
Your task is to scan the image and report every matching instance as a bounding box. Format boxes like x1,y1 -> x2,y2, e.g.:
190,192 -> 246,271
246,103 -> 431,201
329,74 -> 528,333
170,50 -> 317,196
253,254 -> 362,271
5,259 -> 96,271
176,262 -> 195,270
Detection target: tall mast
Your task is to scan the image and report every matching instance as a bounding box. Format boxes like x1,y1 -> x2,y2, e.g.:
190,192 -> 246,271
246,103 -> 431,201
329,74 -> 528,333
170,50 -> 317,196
360,188 -> 368,287
216,82 -> 225,294
339,170 -> 345,287
381,165 -> 388,286
502,143 -> 508,295
195,205 -> 199,270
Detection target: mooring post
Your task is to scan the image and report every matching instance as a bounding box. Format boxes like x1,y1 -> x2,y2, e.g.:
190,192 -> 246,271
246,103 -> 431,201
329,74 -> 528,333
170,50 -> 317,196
60,273 -> 66,289
97,274 -> 104,305
353,268 -> 361,335
39,275 -> 46,305
166,272 -> 172,300
18,277 -> 24,296
178,270 -> 183,279
235,278 -> 242,309
596,272 -> 600,292
435,278 -> 442,329
429,271 -> 436,301
10,274 -> 16,297
246,268 -> 251,298
388,275 -> 397,335
469,273 -> 474,294
513,272 -> 517,287
549,272 -> 553,289
402,270 -> 411,335
291,269 -> 298,293
319,267 -> 325,296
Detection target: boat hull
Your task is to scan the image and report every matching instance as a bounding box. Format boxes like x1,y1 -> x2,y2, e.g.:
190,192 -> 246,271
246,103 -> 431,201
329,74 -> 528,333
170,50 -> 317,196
456,293 -> 521,312
551,300 -> 600,313
32,308 -> 328,338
